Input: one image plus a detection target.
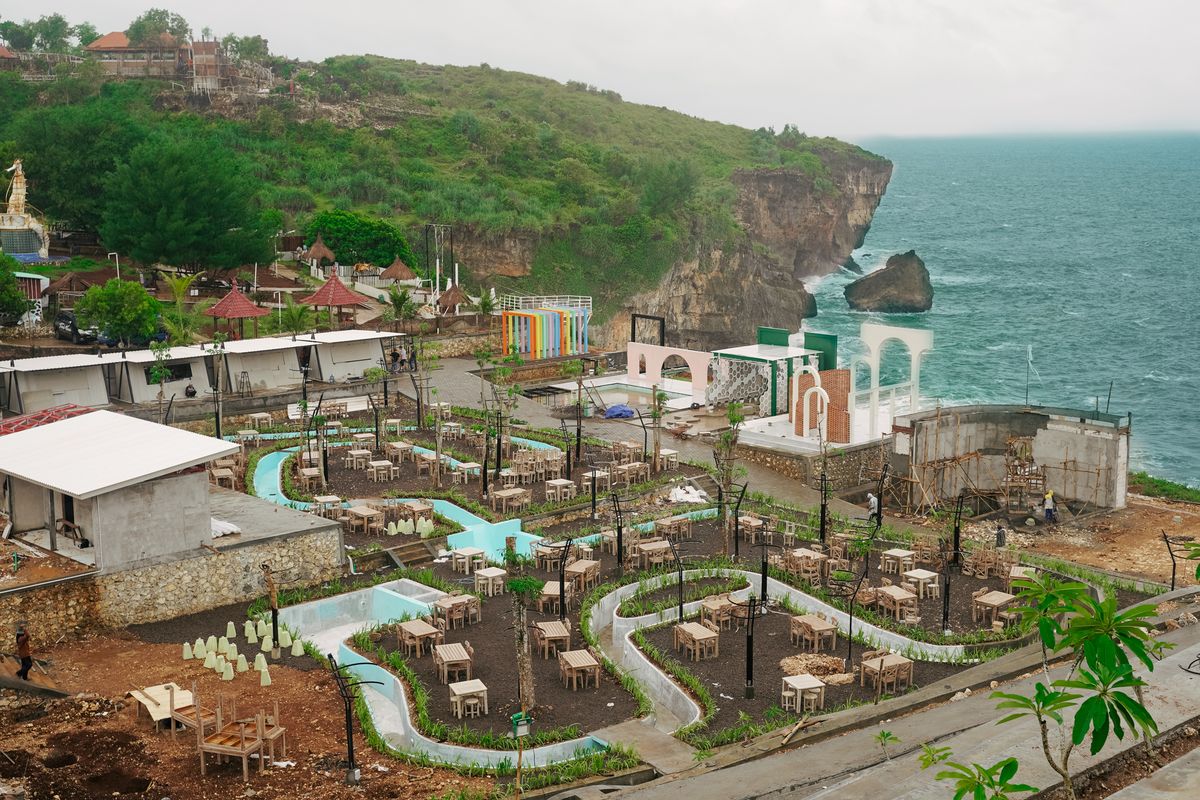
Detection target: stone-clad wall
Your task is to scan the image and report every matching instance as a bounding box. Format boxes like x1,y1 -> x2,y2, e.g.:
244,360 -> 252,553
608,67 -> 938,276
737,437 -> 891,491
0,529 -> 343,645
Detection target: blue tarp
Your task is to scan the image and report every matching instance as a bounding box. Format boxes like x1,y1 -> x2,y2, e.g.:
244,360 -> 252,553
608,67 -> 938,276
604,403 -> 635,419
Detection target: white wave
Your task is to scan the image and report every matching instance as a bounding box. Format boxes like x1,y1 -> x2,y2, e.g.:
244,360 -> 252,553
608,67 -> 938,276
1142,371 -> 1178,383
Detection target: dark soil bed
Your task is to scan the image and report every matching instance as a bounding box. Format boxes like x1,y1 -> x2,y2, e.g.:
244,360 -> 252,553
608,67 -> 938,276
616,576 -> 750,618
639,610 -> 967,736
129,601 -> 323,672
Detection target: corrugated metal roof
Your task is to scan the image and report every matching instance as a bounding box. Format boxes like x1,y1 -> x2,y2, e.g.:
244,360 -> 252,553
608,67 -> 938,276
0,410 -> 238,499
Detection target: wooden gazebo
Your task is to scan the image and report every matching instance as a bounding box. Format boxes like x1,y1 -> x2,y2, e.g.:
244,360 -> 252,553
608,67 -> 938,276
437,283 -> 470,315
297,274 -> 372,329
380,256 -> 418,282
306,234 -> 335,266
204,281 -> 269,338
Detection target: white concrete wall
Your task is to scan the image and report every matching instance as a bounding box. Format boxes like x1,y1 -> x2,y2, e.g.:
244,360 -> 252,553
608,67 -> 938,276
224,349 -> 301,392
92,472 -> 210,571
313,340 -> 385,382
14,367 -> 109,413
125,357 -> 213,404
8,477 -> 49,532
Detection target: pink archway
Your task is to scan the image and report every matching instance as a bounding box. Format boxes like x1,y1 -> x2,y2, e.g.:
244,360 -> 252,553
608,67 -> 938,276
625,342 -> 711,404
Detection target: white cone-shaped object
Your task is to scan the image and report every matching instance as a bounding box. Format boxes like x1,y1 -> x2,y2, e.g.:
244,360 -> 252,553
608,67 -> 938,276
291,638 -> 304,658
256,618 -> 268,637
193,638 -> 206,658
203,650 -> 216,669
279,629 -> 292,648
259,666 -> 272,687
236,654 -> 249,673
226,621 -> 237,639
222,662 -> 235,681
243,620 -> 255,640
182,642 -> 193,660
261,635 -> 273,653
215,655 -> 227,673
205,634 -> 217,653
246,626 -> 258,645
226,643 -> 238,662
253,653 -> 267,672
217,636 -> 229,655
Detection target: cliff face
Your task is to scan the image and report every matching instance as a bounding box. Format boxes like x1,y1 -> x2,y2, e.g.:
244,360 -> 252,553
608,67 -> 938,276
454,228 -> 538,278
602,154 -> 892,350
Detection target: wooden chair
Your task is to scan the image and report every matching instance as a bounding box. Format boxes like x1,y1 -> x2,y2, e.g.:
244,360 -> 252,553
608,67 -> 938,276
168,682 -> 216,741
198,706 -> 264,781
263,699 -> 287,762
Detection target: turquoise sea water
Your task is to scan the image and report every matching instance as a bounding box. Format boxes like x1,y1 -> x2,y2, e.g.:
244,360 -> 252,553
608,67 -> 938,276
809,134 -> 1200,487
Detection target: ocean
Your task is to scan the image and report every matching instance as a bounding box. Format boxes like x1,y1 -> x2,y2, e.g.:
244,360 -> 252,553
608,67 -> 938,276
808,134 -> 1200,488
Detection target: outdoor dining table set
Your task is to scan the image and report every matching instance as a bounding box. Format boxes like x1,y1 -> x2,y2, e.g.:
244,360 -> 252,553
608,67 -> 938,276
859,650 -> 915,698
558,649 -> 601,690
673,621 -> 720,661
654,516 -> 693,540
790,613 -> 837,652
433,593 -> 481,629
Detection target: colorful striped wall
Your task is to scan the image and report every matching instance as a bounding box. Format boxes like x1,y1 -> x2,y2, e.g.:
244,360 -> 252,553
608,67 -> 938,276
500,307 -> 590,359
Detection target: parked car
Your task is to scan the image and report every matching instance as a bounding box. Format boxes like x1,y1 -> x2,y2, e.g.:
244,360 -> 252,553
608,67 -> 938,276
98,320 -> 169,349
54,310 -> 99,344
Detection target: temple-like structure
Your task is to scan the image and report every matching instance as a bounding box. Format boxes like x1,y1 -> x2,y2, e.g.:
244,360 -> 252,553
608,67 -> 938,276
1,160 -> 50,261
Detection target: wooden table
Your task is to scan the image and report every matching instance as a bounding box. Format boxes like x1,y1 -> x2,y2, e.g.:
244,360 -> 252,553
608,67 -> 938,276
740,515 -> 765,543
455,461 -> 482,483
558,649 -> 600,690
368,460 -> 396,482
236,429 -> 259,445
352,432 -> 375,445
882,548 -> 917,574
397,500 -> 432,522
637,540 -> 672,569
434,643 -> 471,684
384,418 -> 403,434
448,679 -> 488,718
582,470 -> 611,492
700,595 -> 734,626
615,461 -> 649,484
247,412 -> 272,428
875,584 -> 918,620
311,495 -> 342,516
345,505 -> 383,534
211,468 -> 235,488
903,568 -> 941,598
434,593 -> 478,627
657,447 -> 679,469
1007,565 -> 1035,591
450,547 -> 486,575
545,477 -> 576,501
783,673 -> 827,710
298,466 -> 323,490
474,566 -> 507,597
974,590 -> 1016,625
398,619 -> 440,657
386,441 -> 413,463
860,652 -> 914,696
535,621 -> 570,658
490,487 -> 527,513
673,621 -> 719,661
564,559 -> 599,590
791,614 -> 837,651
347,449 -> 372,470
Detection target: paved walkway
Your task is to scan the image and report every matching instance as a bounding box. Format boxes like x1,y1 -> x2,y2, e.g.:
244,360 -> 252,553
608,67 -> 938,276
592,719 -> 697,776
1108,746 -> 1200,798
608,624 -> 1200,800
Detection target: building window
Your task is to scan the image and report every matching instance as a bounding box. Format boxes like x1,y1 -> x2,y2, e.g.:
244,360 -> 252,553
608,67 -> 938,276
144,363 -> 192,383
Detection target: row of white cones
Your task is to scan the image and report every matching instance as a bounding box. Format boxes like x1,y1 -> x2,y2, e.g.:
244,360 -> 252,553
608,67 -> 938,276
180,618 -> 305,686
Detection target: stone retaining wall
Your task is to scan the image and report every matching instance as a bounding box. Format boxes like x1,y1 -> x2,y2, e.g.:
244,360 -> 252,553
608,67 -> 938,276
737,438 -> 891,491
0,529 -> 343,643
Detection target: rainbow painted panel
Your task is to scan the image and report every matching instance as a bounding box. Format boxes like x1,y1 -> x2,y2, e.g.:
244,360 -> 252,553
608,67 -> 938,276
501,307 -> 590,359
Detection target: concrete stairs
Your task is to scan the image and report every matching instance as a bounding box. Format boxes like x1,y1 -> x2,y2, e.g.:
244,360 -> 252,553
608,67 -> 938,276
386,537 -> 438,569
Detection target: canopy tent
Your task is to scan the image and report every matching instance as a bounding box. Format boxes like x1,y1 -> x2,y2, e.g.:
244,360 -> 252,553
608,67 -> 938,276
297,274 -> 372,329
204,281 -> 269,339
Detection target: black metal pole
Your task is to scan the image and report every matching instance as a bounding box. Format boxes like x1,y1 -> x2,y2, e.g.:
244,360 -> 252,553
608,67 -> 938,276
666,538 -> 684,622
942,567 -> 952,633
744,596 -> 756,699
575,400 -> 582,460
612,494 -> 624,577
760,545 -> 768,602
590,470 -> 597,520
952,494 -> 964,567
495,411 -> 503,479
819,469 -> 829,544
481,435 -> 490,498
344,693 -> 355,771
558,536 -> 573,623
733,485 -> 746,559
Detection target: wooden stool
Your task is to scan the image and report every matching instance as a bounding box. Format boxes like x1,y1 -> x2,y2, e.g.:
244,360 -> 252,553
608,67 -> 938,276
463,697 -> 481,719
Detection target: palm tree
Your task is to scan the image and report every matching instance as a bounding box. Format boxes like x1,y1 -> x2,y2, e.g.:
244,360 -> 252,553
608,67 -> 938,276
162,272 -> 202,307
386,286 -> 417,333
473,290 -> 496,329
162,297 -> 213,344
276,294 -> 315,335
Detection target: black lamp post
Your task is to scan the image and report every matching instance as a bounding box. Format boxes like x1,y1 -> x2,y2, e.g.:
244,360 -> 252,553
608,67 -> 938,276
633,408 -> 649,462
559,418 -> 573,476
665,537 -> 685,622
819,468 -> 830,544
951,492 -> 965,567
610,493 -> 625,577
731,482 -> 748,559
328,654 -> 384,785
729,595 -> 761,698
752,539 -> 783,605
557,535 -> 575,623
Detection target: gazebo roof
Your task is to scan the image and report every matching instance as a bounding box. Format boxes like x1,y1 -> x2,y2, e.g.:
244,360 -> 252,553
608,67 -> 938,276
205,283 -> 269,319
437,284 -> 470,311
306,234 -> 336,265
297,274 -> 371,308
380,256 -> 417,281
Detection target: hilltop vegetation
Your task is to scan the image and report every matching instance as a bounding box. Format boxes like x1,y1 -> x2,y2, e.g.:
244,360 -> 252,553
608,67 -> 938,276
0,12 -> 884,318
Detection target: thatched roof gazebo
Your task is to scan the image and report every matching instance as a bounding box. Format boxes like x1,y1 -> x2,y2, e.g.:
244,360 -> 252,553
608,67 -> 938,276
437,283 -> 470,315
380,256 -> 418,282
306,234 -> 335,266
298,274 -> 372,329
205,281 -> 269,338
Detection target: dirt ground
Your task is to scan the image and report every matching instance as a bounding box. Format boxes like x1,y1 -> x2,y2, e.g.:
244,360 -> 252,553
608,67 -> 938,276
0,538 -> 93,590
0,631 -> 492,800
950,495 -> 1200,587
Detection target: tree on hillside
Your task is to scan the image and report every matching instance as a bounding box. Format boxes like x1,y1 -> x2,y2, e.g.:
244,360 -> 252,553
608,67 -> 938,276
221,34 -> 269,62
12,101 -> 147,231
0,255 -> 33,326
125,8 -> 190,47
71,22 -> 100,48
74,279 -> 159,346
638,157 -> 699,217
160,272 -> 211,344
305,210 -> 416,268
29,14 -> 71,52
0,20 -> 35,50
100,135 -> 272,268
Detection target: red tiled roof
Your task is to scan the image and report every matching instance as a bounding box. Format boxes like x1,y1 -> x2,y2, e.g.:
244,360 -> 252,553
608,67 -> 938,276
0,404 -> 94,436
85,31 -> 178,51
205,283 -> 269,319
0,45 -> 17,60
297,274 -> 371,308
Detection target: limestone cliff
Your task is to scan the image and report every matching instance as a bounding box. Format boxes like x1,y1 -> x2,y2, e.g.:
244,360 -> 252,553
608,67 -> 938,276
454,228 -> 538,278
605,153 -> 892,350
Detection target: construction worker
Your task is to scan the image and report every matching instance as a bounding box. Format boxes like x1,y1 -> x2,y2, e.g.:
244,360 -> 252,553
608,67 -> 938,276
15,622 -> 32,681
867,492 -> 880,525
1044,490 -> 1057,523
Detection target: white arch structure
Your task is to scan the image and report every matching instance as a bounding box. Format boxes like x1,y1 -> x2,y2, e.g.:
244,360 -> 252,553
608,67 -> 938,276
859,322 -> 933,439
625,342 -> 712,404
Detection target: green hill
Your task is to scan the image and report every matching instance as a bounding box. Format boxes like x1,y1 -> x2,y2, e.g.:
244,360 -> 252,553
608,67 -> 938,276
0,54 -> 884,320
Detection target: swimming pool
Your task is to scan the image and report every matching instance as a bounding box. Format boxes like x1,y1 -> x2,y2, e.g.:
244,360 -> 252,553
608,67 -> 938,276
593,383 -> 686,408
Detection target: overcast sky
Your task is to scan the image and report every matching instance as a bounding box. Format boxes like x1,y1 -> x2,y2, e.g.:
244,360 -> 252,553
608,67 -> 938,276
25,0 -> 1200,139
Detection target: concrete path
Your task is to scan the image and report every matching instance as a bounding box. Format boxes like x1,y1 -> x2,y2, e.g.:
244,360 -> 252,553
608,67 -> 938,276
1107,746 -> 1200,798
608,624 -> 1200,800
592,719 -> 698,776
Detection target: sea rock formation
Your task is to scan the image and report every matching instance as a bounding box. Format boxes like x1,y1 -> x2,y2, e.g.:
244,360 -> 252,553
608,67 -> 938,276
843,250 -> 933,313
609,155 -> 892,349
